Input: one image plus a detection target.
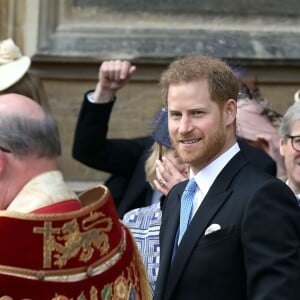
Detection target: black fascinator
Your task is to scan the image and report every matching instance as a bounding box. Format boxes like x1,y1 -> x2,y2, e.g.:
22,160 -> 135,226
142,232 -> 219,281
151,107 -> 172,148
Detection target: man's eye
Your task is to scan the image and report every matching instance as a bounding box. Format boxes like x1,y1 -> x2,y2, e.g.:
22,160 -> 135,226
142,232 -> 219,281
194,111 -> 204,116
170,112 -> 181,119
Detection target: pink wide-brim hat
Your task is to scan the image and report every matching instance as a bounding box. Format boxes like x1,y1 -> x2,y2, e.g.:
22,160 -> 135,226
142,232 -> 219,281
237,99 -> 278,142
237,98 -> 286,177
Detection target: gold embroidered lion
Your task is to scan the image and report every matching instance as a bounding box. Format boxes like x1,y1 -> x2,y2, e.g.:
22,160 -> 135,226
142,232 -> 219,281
50,212 -> 113,268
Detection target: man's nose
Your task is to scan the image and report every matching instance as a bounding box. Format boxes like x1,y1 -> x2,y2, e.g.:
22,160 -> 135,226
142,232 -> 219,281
178,116 -> 192,134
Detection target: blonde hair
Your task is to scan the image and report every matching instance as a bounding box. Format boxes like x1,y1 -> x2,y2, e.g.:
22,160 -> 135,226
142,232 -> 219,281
145,142 -> 169,189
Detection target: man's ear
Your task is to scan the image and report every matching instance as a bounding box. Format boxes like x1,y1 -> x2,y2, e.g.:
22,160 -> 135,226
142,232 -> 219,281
279,137 -> 286,157
0,152 -> 7,174
223,99 -> 237,125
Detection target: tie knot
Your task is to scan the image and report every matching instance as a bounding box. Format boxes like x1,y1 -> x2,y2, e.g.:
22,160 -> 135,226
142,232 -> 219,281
185,178 -> 197,192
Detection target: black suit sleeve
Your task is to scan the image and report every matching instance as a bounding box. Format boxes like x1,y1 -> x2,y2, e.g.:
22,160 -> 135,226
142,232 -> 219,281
238,139 -> 277,176
243,179 -> 300,299
72,91 -> 152,177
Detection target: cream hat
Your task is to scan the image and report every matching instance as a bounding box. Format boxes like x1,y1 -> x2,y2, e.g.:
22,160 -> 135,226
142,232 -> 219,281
294,90 -> 300,102
0,38 -> 31,91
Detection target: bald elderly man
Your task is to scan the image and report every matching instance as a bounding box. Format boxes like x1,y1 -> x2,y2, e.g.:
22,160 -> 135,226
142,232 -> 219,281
0,93 -> 81,213
0,94 -> 151,299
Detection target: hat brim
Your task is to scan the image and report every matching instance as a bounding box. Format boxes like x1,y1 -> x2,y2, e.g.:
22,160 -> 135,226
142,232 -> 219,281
152,110 -> 172,148
0,56 -> 31,91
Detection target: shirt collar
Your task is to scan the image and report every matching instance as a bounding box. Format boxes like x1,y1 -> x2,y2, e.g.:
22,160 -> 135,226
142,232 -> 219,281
191,142 -> 240,196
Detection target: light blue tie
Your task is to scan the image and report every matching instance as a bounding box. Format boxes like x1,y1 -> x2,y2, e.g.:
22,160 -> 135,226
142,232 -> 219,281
178,178 -> 197,244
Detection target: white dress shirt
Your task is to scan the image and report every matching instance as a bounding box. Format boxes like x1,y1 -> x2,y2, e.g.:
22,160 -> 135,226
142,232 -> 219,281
190,143 -> 240,219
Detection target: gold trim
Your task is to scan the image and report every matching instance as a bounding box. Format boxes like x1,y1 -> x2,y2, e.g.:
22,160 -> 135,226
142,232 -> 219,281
0,185 -> 109,220
0,228 -> 126,282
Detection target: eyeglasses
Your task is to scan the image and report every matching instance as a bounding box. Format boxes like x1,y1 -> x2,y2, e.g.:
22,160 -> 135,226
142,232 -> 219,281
286,135 -> 300,152
0,146 -> 11,153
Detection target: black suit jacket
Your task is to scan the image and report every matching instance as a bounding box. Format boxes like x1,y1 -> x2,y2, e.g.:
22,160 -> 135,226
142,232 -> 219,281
238,137 -> 277,176
72,92 -> 153,217
154,152 -> 300,300
73,92 -> 276,217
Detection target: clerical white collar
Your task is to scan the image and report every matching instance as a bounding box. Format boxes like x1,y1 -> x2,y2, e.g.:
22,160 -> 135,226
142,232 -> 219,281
7,170 -> 79,213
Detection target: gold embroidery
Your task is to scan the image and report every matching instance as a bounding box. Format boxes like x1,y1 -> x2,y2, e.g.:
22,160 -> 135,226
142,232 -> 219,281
52,295 -> 71,300
90,286 -> 98,300
33,222 -> 61,268
0,274 -> 136,300
114,276 -> 129,299
34,212 -> 113,268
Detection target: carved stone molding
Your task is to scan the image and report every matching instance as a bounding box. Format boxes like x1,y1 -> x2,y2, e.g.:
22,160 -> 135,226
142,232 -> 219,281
33,0 -> 300,65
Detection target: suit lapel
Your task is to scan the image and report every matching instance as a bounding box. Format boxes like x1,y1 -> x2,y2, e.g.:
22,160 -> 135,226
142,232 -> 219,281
155,183 -> 183,299
159,189 -> 182,263
163,152 -> 247,300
